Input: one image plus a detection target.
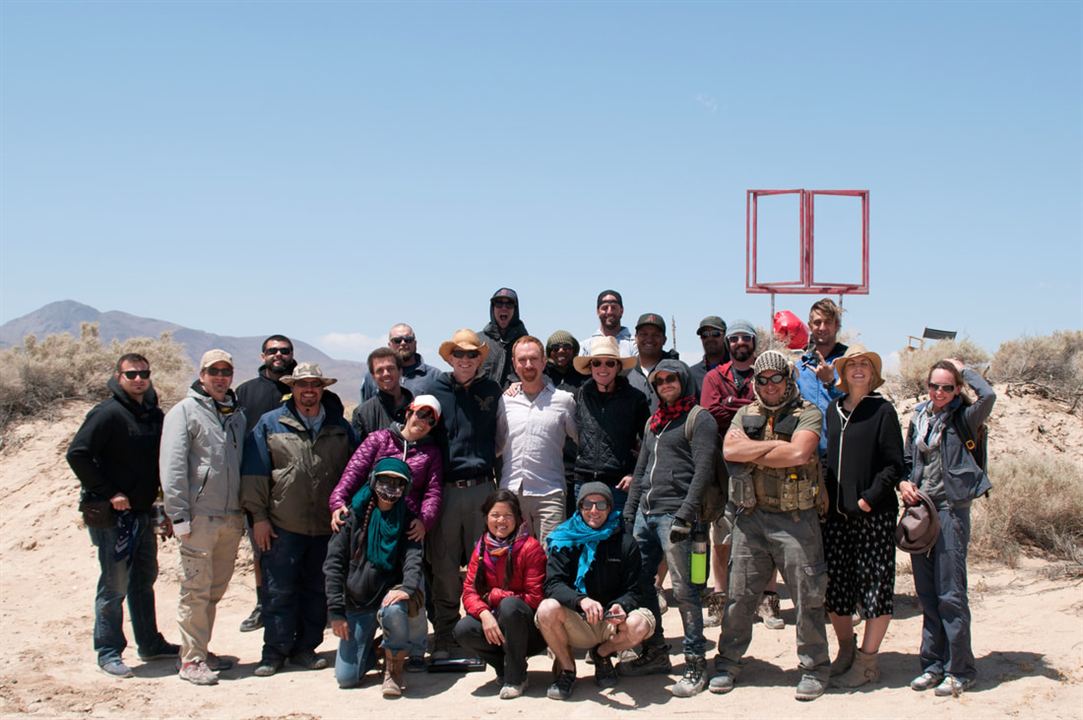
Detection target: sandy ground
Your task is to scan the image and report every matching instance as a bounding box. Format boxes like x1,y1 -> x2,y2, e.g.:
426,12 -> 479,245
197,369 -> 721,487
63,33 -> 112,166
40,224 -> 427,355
1,392 -> 1081,719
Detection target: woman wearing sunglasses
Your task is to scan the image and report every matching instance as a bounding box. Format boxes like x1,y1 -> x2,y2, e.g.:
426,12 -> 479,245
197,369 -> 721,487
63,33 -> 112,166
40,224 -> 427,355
820,346 -> 905,689
899,358 -> 996,697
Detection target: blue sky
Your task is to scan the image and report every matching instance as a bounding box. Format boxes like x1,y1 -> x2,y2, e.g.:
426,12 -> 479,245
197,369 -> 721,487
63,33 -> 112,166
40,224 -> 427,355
2,1 -> 1080,374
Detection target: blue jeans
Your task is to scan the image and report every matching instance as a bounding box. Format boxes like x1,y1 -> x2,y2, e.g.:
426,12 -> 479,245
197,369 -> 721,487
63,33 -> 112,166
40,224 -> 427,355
89,515 -> 166,664
911,506 -> 975,681
334,602 -> 428,688
634,512 -> 705,657
259,527 -> 330,662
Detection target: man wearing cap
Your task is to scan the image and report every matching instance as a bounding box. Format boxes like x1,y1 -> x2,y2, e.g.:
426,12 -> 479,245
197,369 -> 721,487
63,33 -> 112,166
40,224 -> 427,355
627,312 -> 679,413
241,363 -> 359,677
580,290 -> 638,358
689,317 -> 730,401
67,352 -> 178,678
537,482 -> 655,701
352,347 -> 414,443
710,350 -> 830,701
359,323 -> 436,403
160,350 -> 247,686
479,288 -> 530,388
544,331 -> 586,516
496,336 -> 579,545
424,328 -> 503,658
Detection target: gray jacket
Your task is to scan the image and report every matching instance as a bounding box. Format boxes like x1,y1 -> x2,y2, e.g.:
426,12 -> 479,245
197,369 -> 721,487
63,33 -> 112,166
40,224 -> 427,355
160,385 -> 246,523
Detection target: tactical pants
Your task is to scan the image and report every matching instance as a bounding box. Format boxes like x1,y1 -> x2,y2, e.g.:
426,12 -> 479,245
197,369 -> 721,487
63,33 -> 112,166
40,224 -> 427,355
716,507 -> 829,682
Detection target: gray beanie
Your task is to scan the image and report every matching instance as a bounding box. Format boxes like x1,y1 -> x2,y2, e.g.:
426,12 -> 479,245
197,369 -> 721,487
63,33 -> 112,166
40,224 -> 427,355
577,481 -> 614,507
546,330 -> 580,356
726,319 -> 757,340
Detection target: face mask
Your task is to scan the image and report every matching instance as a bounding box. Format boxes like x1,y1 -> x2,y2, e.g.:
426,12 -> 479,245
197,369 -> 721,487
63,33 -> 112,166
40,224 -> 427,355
374,476 -> 406,503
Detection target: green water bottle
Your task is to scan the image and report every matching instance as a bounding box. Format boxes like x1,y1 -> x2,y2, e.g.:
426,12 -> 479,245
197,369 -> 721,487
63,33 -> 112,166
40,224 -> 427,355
690,528 -> 708,586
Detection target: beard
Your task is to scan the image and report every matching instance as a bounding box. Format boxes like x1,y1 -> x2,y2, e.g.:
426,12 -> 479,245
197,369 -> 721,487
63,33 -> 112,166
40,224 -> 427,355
731,346 -> 753,362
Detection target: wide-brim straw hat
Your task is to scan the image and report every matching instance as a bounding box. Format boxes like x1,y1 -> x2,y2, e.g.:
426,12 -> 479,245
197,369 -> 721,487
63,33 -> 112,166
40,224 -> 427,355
834,344 -> 884,393
438,328 -> 490,364
281,362 -> 337,387
572,336 -> 637,374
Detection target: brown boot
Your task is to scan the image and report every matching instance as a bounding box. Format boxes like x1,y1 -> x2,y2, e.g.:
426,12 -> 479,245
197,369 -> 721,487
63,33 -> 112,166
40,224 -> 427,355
382,649 -> 407,697
830,633 -> 856,677
836,648 -> 880,688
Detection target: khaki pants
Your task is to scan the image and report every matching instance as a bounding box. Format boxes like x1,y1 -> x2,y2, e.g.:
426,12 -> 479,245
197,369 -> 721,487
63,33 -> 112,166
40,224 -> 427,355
515,489 -> 565,547
177,514 -> 244,663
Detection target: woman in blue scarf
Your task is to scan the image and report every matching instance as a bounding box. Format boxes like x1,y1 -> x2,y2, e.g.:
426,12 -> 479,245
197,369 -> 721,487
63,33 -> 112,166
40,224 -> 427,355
323,458 -> 426,697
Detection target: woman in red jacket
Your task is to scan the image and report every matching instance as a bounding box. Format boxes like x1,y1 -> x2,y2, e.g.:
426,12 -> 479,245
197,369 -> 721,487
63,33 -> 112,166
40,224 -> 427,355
453,490 -> 547,699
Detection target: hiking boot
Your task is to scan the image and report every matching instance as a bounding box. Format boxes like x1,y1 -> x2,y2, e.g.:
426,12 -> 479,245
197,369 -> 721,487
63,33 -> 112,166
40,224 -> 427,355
656,585 -> 669,615
239,605 -> 263,632
99,660 -> 134,679
253,657 -> 284,677
547,668 -> 576,700
757,591 -> 785,630
382,649 -> 407,697
499,680 -> 528,699
934,675 -> 975,697
290,650 -> 328,670
137,638 -> 180,661
794,675 -> 828,701
590,646 -> 618,688
708,672 -> 736,694
179,660 -> 219,686
703,591 -> 725,628
617,642 -> 671,676
910,671 -> 944,691
836,648 -> 880,688
670,655 -> 707,697
830,632 -> 856,676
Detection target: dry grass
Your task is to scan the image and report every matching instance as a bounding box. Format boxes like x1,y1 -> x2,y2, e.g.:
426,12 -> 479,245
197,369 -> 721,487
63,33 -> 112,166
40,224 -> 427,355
989,331 -> 1083,414
889,338 -> 990,400
971,452 -> 1083,568
0,323 -> 192,435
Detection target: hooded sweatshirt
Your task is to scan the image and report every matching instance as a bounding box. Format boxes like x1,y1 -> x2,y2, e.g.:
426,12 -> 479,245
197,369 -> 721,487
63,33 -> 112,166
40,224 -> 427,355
479,288 -> 529,388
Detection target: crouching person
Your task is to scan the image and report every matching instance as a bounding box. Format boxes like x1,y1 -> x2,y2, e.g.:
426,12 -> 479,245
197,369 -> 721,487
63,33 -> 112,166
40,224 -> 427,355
324,459 -> 426,696
454,490 -> 548,699
536,482 -> 654,701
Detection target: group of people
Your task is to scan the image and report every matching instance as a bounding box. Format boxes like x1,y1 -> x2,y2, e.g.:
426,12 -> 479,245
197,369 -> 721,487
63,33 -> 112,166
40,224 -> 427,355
67,289 -> 995,701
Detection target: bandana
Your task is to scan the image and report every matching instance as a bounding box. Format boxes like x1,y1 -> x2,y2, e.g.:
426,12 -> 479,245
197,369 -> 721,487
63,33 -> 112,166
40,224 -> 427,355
350,483 -> 405,571
650,394 -> 696,434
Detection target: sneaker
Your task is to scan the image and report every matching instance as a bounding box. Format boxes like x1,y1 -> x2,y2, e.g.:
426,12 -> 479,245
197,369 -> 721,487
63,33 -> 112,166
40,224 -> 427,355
757,592 -> 785,630
405,655 -> 427,673
590,646 -> 618,688
656,585 -> 669,615
138,640 -> 180,661
670,656 -> 707,697
290,650 -> 328,670
708,672 -> 736,694
934,675 -> 975,697
206,653 -> 234,672
499,680 -> 528,699
239,605 -> 263,632
794,675 -> 828,701
99,660 -> 134,679
547,669 -> 576,700
703,591 -> 725,628
617,642 -> 671,676
910,671 -> 944,691
253,658 -> 284,677
179,660 -> 219,686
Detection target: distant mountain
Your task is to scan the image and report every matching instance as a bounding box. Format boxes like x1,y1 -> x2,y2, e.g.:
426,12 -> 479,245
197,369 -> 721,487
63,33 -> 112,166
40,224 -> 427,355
0,300 -> 367,393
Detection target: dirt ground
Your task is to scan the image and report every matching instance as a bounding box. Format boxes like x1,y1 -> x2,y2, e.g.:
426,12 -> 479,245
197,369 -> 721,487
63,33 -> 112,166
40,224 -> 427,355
1,395 -> 1081,719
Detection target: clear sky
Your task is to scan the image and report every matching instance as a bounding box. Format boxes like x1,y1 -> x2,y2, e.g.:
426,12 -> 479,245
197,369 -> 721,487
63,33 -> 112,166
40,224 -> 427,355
2,1 -> 1080,373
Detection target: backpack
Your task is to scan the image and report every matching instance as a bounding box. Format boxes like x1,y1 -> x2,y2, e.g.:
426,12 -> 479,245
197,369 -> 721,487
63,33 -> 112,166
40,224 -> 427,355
685,405 -> 728,523
951,403 -> 989,473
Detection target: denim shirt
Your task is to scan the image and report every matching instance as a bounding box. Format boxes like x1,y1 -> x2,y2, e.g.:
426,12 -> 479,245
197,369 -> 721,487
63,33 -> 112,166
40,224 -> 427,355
796,343 -> 847,458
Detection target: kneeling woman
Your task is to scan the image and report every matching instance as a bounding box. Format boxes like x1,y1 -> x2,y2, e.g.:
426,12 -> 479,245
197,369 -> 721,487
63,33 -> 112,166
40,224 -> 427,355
324,458 -> 427,696
454,490 -> 547,699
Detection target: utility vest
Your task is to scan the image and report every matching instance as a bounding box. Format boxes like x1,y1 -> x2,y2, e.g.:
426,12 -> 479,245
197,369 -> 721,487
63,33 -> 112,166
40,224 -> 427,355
736,402 -> 823,513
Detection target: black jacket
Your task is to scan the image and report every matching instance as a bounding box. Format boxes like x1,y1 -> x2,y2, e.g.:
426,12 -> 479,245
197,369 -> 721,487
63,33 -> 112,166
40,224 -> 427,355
826,393 -> 905,517
574,376 -> 649,479
479,297 -> 529,389
424,371 -> 502,482
236,367 -> 292,434
544,529 -> 646,613
544,363 -> 587,393
67,378 -> 164,512
350,387 -> 414,443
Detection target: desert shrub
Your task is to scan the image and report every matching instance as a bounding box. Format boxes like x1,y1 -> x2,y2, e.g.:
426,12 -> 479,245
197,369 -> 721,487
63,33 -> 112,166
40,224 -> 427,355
971,453 -> 1083,567
989,331 -> 1083,414
0,323 -> 192,432
890,338 -> 990,400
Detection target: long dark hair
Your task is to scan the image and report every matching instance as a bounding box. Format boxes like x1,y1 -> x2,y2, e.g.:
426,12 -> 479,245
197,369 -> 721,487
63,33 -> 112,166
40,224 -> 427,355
481,489 -> 522,526
472,490 -> 523,598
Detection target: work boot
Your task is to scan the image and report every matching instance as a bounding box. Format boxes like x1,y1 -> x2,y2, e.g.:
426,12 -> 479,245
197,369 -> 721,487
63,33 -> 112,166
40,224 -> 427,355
831,632 -> 856,676
656,585 -> 669,615
757,591 -> 785,630
590,645 -> 618,688
617,641 -> 671,676
239,605 -> 262,632
382,649 -> 408,697
836,648 -> 880,688
703,591 -> 726,628
670,655 -> 707,697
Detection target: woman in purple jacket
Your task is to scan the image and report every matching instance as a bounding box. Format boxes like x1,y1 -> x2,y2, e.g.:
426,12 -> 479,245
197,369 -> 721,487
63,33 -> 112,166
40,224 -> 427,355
329,395 -> 444,542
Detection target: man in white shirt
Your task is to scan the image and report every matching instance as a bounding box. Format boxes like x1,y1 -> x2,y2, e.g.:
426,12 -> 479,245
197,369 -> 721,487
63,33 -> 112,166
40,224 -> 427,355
580,290 -> 638,357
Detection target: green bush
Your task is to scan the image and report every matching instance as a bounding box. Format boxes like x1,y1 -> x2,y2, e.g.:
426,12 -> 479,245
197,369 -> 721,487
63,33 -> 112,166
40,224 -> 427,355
890,338 -> 990,400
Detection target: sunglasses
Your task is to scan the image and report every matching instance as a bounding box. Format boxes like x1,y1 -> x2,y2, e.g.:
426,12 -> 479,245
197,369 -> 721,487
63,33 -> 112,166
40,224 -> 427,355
121,370 -> 151,380
652,374 -> 679,388
492,299 -> 516,308
928,383 -> 957,393
451,349 -> 481,360
389,336 -> 415,345
728,334 -> 753,343
293,380 -> 324,389
755,373 -> 786,386
550,343 -> 574,352
698,330 -> 723,338
580,500 -> 610,511
590,359 -> 618,369
411,407 -> 437,426
204,367 -> 234,377
264,346 -> 292,355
